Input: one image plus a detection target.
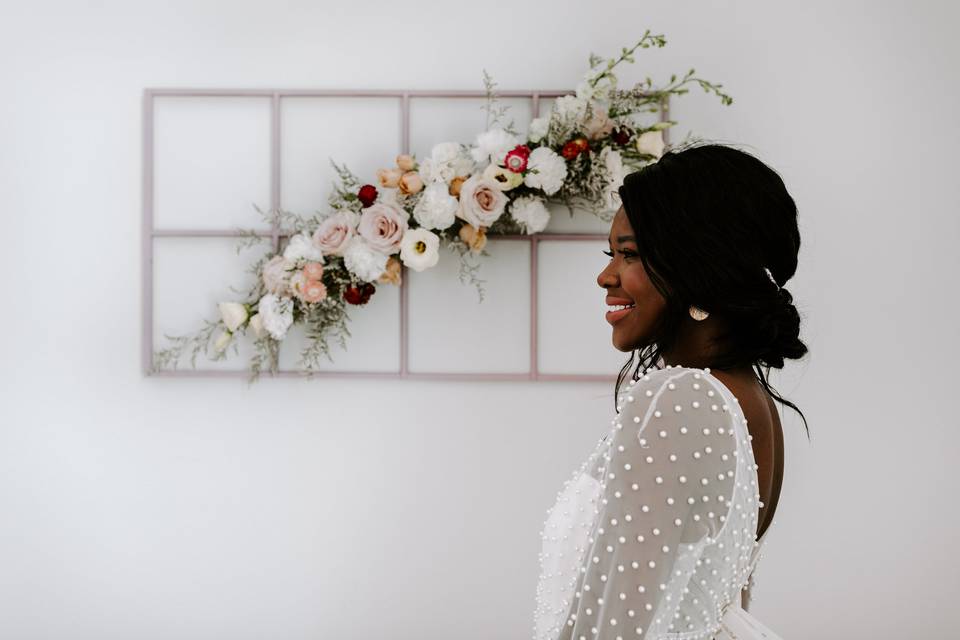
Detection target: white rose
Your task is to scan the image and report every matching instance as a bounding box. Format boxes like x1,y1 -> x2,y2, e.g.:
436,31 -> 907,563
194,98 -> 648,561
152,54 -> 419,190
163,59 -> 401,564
399,227 -> 441,272
218,302 -> 248,332
413,182 -> 459,230
342,235 -> 389,283
528,117 -> 550,144
636,130 -> 665,159
523,147 -> 568,196
509,195 -> 551,234
257,294 -> 294,341
283,232 -> 325,263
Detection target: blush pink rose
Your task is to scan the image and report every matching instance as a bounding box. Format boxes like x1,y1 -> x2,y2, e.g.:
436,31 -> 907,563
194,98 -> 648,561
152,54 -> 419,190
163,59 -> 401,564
358,202 -> 409,254
456,175 -> 507,228
312,211 -> 355,256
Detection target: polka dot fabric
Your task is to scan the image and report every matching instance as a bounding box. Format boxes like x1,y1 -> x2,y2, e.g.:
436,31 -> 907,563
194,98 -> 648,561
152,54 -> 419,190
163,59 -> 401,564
533,366 -> 781,640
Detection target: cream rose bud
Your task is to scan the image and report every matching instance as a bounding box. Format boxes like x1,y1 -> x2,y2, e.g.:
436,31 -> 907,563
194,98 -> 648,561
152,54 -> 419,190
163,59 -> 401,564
482,163 -> 523,191
377,167 -> 404,188
458,223 -> 487,254
248,313 -> 265,338
456,175 -> 508,228
397,171 -> 424,195
396,154 -> 416,171
218,302 -> 249,332
636,130 -> 665,159
214,330 -> 232,353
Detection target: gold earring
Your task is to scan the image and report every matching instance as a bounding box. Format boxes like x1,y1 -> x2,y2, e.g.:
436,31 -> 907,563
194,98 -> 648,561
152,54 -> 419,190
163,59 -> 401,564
688,305 -> 709,321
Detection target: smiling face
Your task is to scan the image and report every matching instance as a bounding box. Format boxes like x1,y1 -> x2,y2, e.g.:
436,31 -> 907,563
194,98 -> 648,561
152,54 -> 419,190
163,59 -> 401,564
597,206 -> 669,351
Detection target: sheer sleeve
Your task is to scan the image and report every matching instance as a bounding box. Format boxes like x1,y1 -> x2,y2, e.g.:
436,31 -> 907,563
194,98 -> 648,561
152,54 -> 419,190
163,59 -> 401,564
561,368 -> 739,640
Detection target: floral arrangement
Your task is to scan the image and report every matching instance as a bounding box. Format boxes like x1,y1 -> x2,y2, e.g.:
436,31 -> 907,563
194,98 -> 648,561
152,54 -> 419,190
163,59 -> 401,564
153,30 -> 732,381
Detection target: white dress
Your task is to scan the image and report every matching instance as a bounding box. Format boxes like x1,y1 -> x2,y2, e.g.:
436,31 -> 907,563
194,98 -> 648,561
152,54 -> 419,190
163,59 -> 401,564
532,365 -> 783,640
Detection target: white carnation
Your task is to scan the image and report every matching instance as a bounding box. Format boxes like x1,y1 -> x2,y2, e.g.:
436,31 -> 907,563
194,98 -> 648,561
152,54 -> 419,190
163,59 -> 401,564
413,182 -> 458,230
282,232 -> 325,263
257,293 -> 294,341
509,195 -> 551,234
528,117 -> 550,143
342,235 -> 388,283
420,141 -> 474,184
399,227 -> 441,272
470,127 -> 520,166
523,146 -> 568,196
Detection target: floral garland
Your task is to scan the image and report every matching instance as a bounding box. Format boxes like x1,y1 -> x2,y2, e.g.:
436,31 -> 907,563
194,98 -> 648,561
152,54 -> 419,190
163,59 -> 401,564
152,30 -> 732,381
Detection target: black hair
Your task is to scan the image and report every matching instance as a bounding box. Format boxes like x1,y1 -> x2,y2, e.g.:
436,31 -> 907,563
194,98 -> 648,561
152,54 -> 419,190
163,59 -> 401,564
614,141 -> 809,438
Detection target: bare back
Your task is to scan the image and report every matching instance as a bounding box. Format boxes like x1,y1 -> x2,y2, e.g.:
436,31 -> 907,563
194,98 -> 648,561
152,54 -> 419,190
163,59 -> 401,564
710,370 -> 784,539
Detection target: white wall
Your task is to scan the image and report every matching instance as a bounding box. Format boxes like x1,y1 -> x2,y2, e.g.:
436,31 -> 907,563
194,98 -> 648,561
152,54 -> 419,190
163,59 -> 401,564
3,1 -> 958,637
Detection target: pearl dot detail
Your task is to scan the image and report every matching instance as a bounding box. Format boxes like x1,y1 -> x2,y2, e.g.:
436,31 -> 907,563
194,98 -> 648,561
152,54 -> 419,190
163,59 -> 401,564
532,366 -> 766,640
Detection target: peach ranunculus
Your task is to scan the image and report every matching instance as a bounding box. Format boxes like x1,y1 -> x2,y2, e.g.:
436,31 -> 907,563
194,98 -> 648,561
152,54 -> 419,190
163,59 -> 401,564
300,279 -> 328,303
396,154 -> 416,171
397,171 -> 424,195
456,175 -> 507,228
303,261 -> 324,280
458,223 -> 488,254
583,104 -> 616,140
312,211 -> 355,257
377,255 -> 403,286
358,202 -> 410,254
377,167 -> 404,188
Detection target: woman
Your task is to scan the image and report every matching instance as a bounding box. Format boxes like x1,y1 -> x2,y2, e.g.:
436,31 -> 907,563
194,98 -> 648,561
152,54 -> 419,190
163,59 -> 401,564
532,143 -> 808,640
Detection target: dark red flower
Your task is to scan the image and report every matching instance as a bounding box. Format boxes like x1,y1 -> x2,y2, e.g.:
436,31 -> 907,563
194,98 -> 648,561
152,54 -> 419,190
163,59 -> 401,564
343,282 -> 376,305
612,127 -> 632,146
504,144 -> 531,173
573,137 -> 590,153
561,141 -> 581,160
357,184 -> 378,208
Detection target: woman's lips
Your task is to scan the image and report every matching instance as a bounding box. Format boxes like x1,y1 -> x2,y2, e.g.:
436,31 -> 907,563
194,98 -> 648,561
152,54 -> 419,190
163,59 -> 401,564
605,304 -> 636,325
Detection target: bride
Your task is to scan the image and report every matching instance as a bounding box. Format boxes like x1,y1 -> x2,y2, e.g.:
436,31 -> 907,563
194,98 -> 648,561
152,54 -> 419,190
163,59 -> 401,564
533,143 -> 808,639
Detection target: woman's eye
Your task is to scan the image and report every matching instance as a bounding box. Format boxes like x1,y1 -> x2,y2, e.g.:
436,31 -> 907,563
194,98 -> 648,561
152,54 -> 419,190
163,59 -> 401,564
603,250 -> 636,259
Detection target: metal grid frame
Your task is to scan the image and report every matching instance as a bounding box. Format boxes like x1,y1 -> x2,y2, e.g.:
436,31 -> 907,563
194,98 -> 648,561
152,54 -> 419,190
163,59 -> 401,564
142,88 -> 670,381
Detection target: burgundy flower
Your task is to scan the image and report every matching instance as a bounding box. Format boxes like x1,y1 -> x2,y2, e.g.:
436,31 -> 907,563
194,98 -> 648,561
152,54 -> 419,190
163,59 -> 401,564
357,184 -> 378,208
612,127 -> 633,146
343,282 -> 376,305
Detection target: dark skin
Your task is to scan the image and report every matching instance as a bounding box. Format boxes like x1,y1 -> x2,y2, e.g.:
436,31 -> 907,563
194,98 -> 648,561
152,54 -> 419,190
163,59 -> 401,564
597,206 -> 784,541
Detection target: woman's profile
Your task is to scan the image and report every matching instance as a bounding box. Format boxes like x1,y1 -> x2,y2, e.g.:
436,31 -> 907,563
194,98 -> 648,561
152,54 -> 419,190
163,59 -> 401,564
533,142 -> 808,639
